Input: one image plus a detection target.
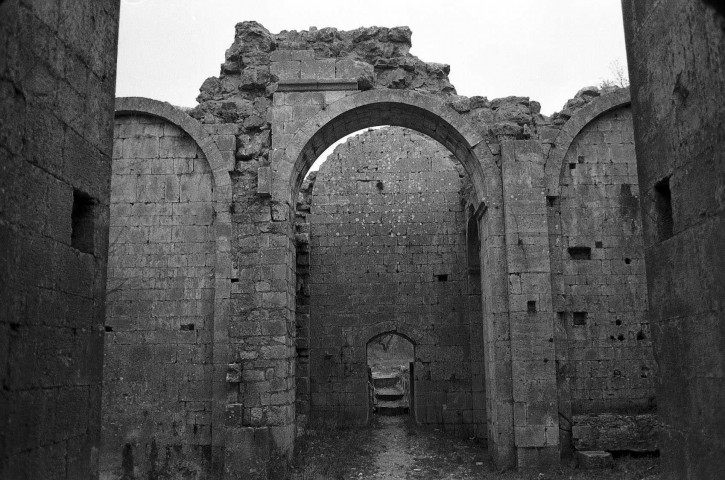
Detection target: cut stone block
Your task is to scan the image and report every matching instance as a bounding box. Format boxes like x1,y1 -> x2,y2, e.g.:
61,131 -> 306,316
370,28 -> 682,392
576,450 -> 613,469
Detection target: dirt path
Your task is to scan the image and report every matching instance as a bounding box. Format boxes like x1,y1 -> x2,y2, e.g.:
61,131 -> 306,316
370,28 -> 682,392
369,416 -> 487,479
291,415 -> 490,479
290,414 -> 660,480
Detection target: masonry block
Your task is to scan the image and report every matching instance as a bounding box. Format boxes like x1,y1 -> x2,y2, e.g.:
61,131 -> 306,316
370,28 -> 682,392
575,450 -> 613,470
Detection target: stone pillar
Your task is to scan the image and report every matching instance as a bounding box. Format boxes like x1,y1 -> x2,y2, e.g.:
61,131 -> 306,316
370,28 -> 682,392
475,163 -> 516,469
500,140 -> 560,468
622,1 -> 725,478
224,128 -> 297,480
223,197 -> 296,479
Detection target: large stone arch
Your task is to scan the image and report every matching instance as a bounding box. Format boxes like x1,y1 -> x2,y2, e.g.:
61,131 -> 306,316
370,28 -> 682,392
273,89 -> 496,207
107,97 -> 234,471
271,88 -> 519,468
544,89 -> 631,195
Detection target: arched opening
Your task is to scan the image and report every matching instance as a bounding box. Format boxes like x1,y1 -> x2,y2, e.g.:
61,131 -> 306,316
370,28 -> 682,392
367,332 -> 415,418
277,90 -> 491,205
294,123 -> 485,437
281,89 -> 504,462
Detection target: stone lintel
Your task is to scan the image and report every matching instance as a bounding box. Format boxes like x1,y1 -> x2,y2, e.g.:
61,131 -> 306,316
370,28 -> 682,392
277,78 -> 359,92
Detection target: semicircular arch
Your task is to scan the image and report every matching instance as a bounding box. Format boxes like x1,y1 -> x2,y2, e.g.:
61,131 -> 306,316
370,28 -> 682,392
115,97 -> 233,201
544,88 -> 631,195
366,330 -> 418,348
361,323 -> 424,351
275,89 -> 494,206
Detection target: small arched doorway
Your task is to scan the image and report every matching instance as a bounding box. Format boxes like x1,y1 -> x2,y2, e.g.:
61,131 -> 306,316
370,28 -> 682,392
366,333 -> 415,420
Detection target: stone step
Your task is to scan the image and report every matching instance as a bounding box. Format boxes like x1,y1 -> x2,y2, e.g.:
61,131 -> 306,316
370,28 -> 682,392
374,386 -> 405,397
575,450 -> 614,470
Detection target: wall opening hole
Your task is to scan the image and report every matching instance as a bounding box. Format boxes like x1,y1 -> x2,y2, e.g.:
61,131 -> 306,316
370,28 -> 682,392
435,274 -> 448,282
625,258 -> 631,265
654,176 -> 673,241
568,246 -> 592,260
231,278 -> 239,283
636,330 -> 646,340
577,155 -> 585,164
617,334 -> 625,341
180,324 -> 195,331
595,241 -> 603,248
569,163 -> 576,170
105,326 -> 113,332
71,189 -> 97,254
376,180 -> 384,191
527,301 -> 537,314
615,319 -> 622,326
573,311 -> 588,326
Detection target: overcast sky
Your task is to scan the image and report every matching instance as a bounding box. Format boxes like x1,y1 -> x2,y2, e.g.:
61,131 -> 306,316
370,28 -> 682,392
116,0 -> 628,116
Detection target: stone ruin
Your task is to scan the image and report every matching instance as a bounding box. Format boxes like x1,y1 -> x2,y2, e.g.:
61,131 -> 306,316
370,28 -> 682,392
1,3 -> 724,480
100,21 -> 657,478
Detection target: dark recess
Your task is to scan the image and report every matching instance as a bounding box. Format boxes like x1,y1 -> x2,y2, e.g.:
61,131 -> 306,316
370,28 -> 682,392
654,177 -> 673,241
703,0 -> 725,17
71,189 -> 96,254
573,312 -> 587,326
568,246 -> 591,260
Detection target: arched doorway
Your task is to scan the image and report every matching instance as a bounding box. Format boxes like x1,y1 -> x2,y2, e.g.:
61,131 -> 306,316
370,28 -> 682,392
273,89 -> 515,466
295,124 -> 484,435
367,332 -> 415,419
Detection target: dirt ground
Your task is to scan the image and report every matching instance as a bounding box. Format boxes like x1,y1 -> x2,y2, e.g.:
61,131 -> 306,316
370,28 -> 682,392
289,415 -> 660,480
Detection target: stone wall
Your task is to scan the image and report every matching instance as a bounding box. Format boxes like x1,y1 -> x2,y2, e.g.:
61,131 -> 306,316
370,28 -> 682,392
302,127 -> 485,437
0,1 -> 120,478
102,20 -> 663,475
623,1 -> 725,478
547,103 -> 657,454
553,107 -> 654,414
101,113 -> 216,478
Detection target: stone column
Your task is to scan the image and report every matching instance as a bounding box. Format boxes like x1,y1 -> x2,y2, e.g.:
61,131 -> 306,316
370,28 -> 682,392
500,139 -> 560,468
477,196 -> 517,469
223,142 -> 296,480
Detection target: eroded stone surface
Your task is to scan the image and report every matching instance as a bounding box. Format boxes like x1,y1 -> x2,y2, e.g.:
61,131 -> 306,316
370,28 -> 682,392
0,2 -> 120,479
101,18 -> 651,479
623,2 -> 725,478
